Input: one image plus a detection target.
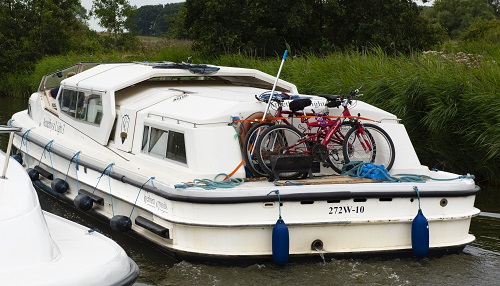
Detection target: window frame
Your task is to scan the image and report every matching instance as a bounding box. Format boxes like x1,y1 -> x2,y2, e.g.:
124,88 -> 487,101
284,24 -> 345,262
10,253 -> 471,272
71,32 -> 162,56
141,124 -> 187,165
58,88 -> 103,126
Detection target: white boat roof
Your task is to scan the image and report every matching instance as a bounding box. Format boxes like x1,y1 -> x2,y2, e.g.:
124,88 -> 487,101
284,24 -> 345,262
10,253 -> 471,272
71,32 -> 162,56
61,62 -> 298,94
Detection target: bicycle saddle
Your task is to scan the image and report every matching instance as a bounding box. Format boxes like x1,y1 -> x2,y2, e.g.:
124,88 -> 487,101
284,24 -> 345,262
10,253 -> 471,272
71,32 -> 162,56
317,94 -> 341,108
289,98 -> 312,112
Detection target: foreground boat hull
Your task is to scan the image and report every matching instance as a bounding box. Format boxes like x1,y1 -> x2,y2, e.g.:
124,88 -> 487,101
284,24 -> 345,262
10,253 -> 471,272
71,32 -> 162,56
0,128 -> 139,286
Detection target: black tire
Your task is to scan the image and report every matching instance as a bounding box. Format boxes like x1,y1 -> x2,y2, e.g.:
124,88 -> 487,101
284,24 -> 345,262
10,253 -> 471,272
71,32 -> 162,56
254,124 -> 309,179
323,121 -> 356,174
243,122 -> 274,177
342,123 -> 395,171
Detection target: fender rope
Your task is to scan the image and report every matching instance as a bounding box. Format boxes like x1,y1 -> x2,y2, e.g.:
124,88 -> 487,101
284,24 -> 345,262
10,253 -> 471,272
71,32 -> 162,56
93,163 -> 115,215
38,140 -> 55,178
129,177 -> 156,218
20,129 -> 31,168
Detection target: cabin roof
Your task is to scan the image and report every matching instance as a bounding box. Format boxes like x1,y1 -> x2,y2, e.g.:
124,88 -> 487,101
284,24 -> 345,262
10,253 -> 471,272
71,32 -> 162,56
60,63 -> 298,94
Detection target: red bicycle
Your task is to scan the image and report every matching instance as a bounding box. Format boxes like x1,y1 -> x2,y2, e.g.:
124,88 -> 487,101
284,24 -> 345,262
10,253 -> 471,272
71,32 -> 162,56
253,85 -> 395,179
242,91 -> 320,177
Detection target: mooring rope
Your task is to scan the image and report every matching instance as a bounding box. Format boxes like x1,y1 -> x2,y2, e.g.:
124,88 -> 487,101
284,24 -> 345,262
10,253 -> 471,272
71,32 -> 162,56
174,173 -> 244,190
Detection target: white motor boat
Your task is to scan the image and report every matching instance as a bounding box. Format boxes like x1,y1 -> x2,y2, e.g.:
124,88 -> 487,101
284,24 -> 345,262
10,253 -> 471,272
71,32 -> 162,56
9,62 -> 480,263
0,126 -> 139,285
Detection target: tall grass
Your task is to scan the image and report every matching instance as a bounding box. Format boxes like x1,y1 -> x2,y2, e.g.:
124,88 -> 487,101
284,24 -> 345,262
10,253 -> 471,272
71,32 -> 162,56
3,42 -> 499,186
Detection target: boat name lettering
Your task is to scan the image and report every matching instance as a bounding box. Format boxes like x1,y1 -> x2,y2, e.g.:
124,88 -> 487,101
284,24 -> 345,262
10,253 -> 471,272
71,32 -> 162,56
329,206 -> 365,215
144,193 -> 156,207
144,193 -> 168,213
280,101 -> 325,109
173,94 -> 188,102
156,201 -> 168,213
43,118 -> 65,134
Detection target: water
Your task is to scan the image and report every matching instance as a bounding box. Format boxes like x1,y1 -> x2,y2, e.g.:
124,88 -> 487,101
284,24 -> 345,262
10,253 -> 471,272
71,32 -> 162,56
1,96 -> 499,286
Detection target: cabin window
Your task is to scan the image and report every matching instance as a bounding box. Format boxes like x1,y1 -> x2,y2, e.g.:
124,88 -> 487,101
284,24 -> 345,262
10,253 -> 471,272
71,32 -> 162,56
166,131 -> 186,162
59,89 -> 103,125
141,126 -> 186,164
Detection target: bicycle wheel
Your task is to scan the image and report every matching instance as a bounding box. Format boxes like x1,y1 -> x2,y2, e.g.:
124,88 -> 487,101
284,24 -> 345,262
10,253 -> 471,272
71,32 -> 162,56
254,124 -> 309,179
243,122 -> 274,177
323,121 -> 355,174
342,123 -> 395,171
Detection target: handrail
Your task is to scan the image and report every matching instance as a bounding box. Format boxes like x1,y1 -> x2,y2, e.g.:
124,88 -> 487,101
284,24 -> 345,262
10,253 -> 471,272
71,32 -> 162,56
0,125 -> 22,179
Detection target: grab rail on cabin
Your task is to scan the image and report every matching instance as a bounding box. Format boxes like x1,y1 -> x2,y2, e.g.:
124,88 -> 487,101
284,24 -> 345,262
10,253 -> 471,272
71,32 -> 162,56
146,113 -> 232,127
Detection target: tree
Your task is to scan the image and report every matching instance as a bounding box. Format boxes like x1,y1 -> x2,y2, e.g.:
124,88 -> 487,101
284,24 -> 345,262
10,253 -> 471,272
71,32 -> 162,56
0,0 -> 84,73
91,0 -> 133,34
183,0 -> 440,56
486,0 -> 500,17
426,0 -> 495,38
127,3 -> 184,36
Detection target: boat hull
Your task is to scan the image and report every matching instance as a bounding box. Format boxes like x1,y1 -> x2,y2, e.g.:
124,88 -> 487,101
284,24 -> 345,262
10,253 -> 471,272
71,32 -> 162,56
26,152 -> 479,263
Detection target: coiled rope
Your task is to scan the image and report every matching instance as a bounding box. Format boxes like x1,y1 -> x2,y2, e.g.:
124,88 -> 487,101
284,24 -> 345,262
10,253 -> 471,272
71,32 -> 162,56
174,173 -> 244,190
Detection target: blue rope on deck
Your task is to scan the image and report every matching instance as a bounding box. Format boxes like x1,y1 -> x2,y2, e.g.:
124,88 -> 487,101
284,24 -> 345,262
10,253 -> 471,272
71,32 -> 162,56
174,173 -> 244,190
341,161 -> 474,183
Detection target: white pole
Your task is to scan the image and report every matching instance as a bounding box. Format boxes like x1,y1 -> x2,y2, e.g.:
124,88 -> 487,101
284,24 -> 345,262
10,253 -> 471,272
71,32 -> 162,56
261,50 -> 288,121
1,131 -> 15,179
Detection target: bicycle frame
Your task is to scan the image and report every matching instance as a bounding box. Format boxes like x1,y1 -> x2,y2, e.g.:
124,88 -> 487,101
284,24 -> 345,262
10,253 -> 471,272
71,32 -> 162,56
278,94 -> 374,156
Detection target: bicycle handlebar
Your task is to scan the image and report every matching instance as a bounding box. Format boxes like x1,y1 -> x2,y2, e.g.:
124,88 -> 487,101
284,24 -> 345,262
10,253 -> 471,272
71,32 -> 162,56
350,84 -> 364,97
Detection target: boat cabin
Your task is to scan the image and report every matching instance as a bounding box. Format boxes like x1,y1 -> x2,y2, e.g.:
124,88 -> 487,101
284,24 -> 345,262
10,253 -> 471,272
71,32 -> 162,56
34,62 -> 301,176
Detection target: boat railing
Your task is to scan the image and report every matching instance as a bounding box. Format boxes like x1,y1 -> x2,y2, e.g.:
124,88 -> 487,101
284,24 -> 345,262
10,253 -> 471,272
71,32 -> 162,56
0,125 -> 22,179
147,113 -> 232,127
38,62 -> 101,92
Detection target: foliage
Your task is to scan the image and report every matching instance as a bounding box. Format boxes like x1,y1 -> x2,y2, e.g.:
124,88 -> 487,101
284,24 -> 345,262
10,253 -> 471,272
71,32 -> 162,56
183,0 -> 440,57
460,18 -> 500,42
91,0 -> 134,35
425,0 -> 495,38
485,0 -> 500,16
127,3 -> 184,37
0,0 -> 85,73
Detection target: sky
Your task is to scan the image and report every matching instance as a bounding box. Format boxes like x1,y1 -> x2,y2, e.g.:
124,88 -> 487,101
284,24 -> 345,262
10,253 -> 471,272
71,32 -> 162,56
81,0 -> 184,31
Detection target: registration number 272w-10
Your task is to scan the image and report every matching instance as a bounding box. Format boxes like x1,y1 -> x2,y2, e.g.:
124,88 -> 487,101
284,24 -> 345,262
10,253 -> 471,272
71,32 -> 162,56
329,206 -> 365,215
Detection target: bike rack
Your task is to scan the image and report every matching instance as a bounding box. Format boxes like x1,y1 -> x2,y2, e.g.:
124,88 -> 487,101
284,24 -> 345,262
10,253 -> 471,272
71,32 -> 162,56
270,154 -> 313,181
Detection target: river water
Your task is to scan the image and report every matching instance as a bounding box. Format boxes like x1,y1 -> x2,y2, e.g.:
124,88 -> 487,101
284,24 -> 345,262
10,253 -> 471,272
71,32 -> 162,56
1,96 -> 499,286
